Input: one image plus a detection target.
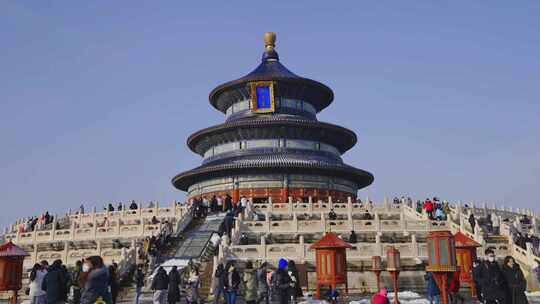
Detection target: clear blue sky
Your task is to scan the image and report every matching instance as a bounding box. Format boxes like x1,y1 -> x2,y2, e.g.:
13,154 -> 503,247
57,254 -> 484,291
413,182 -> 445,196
1,1 -> 539,228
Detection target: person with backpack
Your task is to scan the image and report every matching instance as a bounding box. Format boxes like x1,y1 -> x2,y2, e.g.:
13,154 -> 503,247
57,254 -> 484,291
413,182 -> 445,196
271,259 -> 292,304
41,260 -> 67,304
28,263 -> 47,304
151,267 -> 169,304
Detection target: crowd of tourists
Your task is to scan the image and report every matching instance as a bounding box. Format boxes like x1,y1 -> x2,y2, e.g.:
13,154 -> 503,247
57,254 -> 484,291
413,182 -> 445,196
422,249 -> 531,304
27,256 -> 121,304
16,212 -> 56,233
211,258 -> 304,304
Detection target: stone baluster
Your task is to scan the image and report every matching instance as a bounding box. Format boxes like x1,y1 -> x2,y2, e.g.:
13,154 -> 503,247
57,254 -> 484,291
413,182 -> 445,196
63,241 -> 69,264
375,234 -> 382,256
321,212 -> 327,233
299,235 -> 305,262
308,197 -> 313,214
97,240 -> 102,257
51,214 -> 57,241
411,234 -> 419,257
268,197 -> 273,213
265,214 -> 270,234
288,196 -> 293,213
328,196 -> 333,210
261,235 -> 267,260
400,212 -> 407,233
293,212 -> 298,232
33,244 -> 39,265
374,212 -> 380,232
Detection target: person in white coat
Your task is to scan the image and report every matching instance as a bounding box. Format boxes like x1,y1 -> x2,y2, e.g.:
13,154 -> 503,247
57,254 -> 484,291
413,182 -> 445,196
28,263 -> 47,304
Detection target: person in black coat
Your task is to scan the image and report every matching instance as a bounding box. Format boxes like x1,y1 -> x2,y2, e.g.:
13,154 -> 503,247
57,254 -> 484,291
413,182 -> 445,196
472,259 -> 484,302
349,230 -> 358,243
272,259 -> 292,304
225,195 -> 233,212
287,260 -> 303,301
108,265 -> 119,304
478,249 -> 508,304
223,262 -> 241,304
168,266 -> 181,304
152,267 -> 169,304
41,260 -> 67,304
501,256 -> 529,304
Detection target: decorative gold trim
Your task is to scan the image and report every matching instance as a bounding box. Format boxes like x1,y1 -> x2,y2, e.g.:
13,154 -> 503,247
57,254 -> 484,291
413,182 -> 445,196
250,81 -> 276,113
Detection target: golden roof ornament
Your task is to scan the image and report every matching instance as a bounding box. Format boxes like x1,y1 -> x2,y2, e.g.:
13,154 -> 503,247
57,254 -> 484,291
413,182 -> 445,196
264,32 -> 276,51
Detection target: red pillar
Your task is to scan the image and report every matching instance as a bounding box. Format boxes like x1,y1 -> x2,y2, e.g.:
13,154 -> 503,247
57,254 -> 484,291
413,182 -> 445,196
281,187 -> 289,204
232,188 -> 239,204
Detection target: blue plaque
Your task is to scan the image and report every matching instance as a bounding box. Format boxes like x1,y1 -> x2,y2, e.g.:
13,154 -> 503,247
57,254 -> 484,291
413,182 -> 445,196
250,81 -> 275,113
256,86 -> 271,109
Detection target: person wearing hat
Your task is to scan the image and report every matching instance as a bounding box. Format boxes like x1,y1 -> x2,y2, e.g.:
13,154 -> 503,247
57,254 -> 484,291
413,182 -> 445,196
271,259 -> 292,304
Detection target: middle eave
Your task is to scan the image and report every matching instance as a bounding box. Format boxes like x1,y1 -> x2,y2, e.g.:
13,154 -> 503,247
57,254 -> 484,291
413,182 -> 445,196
187,116 -> 358,155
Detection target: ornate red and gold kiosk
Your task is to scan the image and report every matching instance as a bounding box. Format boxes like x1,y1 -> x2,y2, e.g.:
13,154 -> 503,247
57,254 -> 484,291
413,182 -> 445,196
0,241 -> 29,304
426,231 -> 458,304
310,232 -> 352,298
454,231 -> 481,299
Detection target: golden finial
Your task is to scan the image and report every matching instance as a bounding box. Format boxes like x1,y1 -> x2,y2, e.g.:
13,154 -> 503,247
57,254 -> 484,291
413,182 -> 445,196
264,32 -> 276,51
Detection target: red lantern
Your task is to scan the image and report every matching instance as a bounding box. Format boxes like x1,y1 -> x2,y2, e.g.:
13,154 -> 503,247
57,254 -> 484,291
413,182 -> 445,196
310,232 -> 352,298
371,256 -> 382,292
0,241 -> 29,304
386,246 -> 401,304
426,231 -> 458,304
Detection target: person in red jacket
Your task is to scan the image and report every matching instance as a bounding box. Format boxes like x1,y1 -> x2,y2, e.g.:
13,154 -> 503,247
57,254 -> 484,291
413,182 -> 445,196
371,288 -> 390,304
449,270 -> 464,304
424,198 -> 434,220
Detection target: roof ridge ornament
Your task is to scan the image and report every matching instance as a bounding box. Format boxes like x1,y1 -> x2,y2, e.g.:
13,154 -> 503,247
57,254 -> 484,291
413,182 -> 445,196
264,32 -> 276,51
262,32 -> 279,62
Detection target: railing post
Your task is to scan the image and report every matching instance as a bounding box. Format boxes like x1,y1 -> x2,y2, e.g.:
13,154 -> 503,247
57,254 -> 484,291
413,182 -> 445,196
299,235 -> 305,263
288,197 -> 293,213
308,197 -> 313,214
375,234 -> 382,256
63,241 -> 69,264
265,214 -> 270,234
328,196 -> 333,210
374,212 -> 381,232
293,213 -> 298,233
51,215 -> 57,241
411,234 -> 419,257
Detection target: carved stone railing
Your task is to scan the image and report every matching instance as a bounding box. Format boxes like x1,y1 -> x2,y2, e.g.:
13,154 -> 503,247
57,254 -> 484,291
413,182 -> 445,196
222,239 -> 426,263
4,205 -> 189,244
238,214 -> 449,235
